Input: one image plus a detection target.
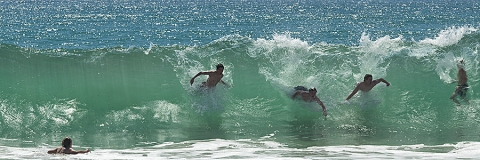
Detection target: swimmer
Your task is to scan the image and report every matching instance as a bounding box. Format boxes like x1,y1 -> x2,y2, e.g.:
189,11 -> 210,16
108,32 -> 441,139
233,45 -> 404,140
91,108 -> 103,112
345,74 -> 390,101
450,60 -> 468,105
292,87 -> 327,116
190,63 -> 229,88
47,137 -> 90,154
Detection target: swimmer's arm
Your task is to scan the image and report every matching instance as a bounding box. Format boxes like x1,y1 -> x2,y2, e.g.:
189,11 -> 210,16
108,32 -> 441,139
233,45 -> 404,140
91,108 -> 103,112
66,149 -> 91,154
291,91 -> 300,99
220,80 -> 229,87
315,98 -> 326,111
190,71 -> 214,85
346,86 -> 359,100
377,78 -> 390,86
314,98 -> 327,116
47,148 -> 59,154
75,149 -> 91,154
190,72 -> 203,85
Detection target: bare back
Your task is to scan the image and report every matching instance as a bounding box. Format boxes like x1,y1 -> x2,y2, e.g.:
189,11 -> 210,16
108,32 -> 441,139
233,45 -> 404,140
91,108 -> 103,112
296,91 -> 317,102
457,68 -> 467,85
292,90 -> 327,116
50,147 -> 76,154
292,91 -> 323,104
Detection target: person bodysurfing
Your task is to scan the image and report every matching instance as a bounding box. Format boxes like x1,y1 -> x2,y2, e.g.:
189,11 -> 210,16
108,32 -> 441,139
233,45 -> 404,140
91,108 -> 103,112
450,59 -> 469,105
292,87 -> 327,116
190,63 -> 229,88
345,74 -> 390,101
47,137 -> 90,154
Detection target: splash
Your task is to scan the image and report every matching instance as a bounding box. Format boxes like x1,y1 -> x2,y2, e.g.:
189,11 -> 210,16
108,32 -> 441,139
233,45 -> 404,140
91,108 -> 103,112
420,26 -> 477,47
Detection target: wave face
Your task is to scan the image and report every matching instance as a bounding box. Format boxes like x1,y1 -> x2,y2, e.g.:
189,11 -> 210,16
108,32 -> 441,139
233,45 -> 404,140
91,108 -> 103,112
0,27 -> 479,149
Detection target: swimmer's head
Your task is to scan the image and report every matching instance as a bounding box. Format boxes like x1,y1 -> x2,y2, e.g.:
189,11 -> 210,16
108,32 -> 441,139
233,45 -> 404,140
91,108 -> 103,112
62,137 -> 72,148
309,87 -> 317,93
457,59 -> 465,69
216,63 -> 224,70
216,63 -> 224,72
364,74 -> 373,81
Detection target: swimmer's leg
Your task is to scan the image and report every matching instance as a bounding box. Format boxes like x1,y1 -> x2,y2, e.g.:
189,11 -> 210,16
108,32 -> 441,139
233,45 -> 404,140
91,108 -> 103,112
459,89 -> 469,104
463,98 -> 470,105
450,86 -> 461,106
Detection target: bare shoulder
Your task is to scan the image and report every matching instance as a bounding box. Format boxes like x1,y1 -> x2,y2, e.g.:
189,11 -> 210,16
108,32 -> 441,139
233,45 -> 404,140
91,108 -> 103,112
373,78 -> 383,84
64,148 -> 83,154
292,90 -> 302,95
48,147 -> 65,154
355,81 -> 364,87
47,147 -> 60,154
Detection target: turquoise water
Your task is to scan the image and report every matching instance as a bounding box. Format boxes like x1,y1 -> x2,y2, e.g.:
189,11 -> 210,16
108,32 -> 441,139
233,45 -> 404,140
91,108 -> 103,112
1,0 -> 480,159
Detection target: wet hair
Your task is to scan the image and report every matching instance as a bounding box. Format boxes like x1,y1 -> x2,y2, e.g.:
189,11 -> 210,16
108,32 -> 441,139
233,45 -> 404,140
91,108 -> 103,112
364,74 -> 373,81
216,63 -> 224,69
309,88 -> 317,92
62,137 -> 72,148
457,59 -> 465,69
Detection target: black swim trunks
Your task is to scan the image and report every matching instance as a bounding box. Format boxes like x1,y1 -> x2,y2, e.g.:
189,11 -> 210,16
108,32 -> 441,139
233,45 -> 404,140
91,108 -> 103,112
294,86 -> 308,91
456,84 -> 468,98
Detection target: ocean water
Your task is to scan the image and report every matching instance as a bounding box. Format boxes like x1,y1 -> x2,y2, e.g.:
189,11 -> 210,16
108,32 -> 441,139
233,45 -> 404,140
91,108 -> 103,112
1,0 -> 480,159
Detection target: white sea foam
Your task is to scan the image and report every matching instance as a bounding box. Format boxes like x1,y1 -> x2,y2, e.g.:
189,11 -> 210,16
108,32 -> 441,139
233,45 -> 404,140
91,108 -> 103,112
3,140 -> 480,159
420,26 -> 477,47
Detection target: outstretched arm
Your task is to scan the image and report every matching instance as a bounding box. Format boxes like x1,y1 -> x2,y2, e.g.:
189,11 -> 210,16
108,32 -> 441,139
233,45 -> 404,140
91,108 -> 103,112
190,72 -> 206,85
377,78 -> 390,86
292,91 -> 300,99
47,148 -> 59,154
220,80 -> 229,87
66,149 -> 91,154
73,149 -> 90,154
346,86 -> 360,101
314,98 -> 327,116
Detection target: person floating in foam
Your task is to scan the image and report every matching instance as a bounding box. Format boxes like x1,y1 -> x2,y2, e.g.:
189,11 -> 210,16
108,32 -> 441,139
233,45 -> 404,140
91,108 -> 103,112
450,59 -> 469,105
345,74 -> 390,101
47,137 -> 90,154
292,86 -> 327,116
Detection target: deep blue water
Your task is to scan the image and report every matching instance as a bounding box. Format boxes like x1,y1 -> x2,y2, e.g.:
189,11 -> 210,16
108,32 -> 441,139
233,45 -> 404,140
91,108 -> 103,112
1,0 -> 478,49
